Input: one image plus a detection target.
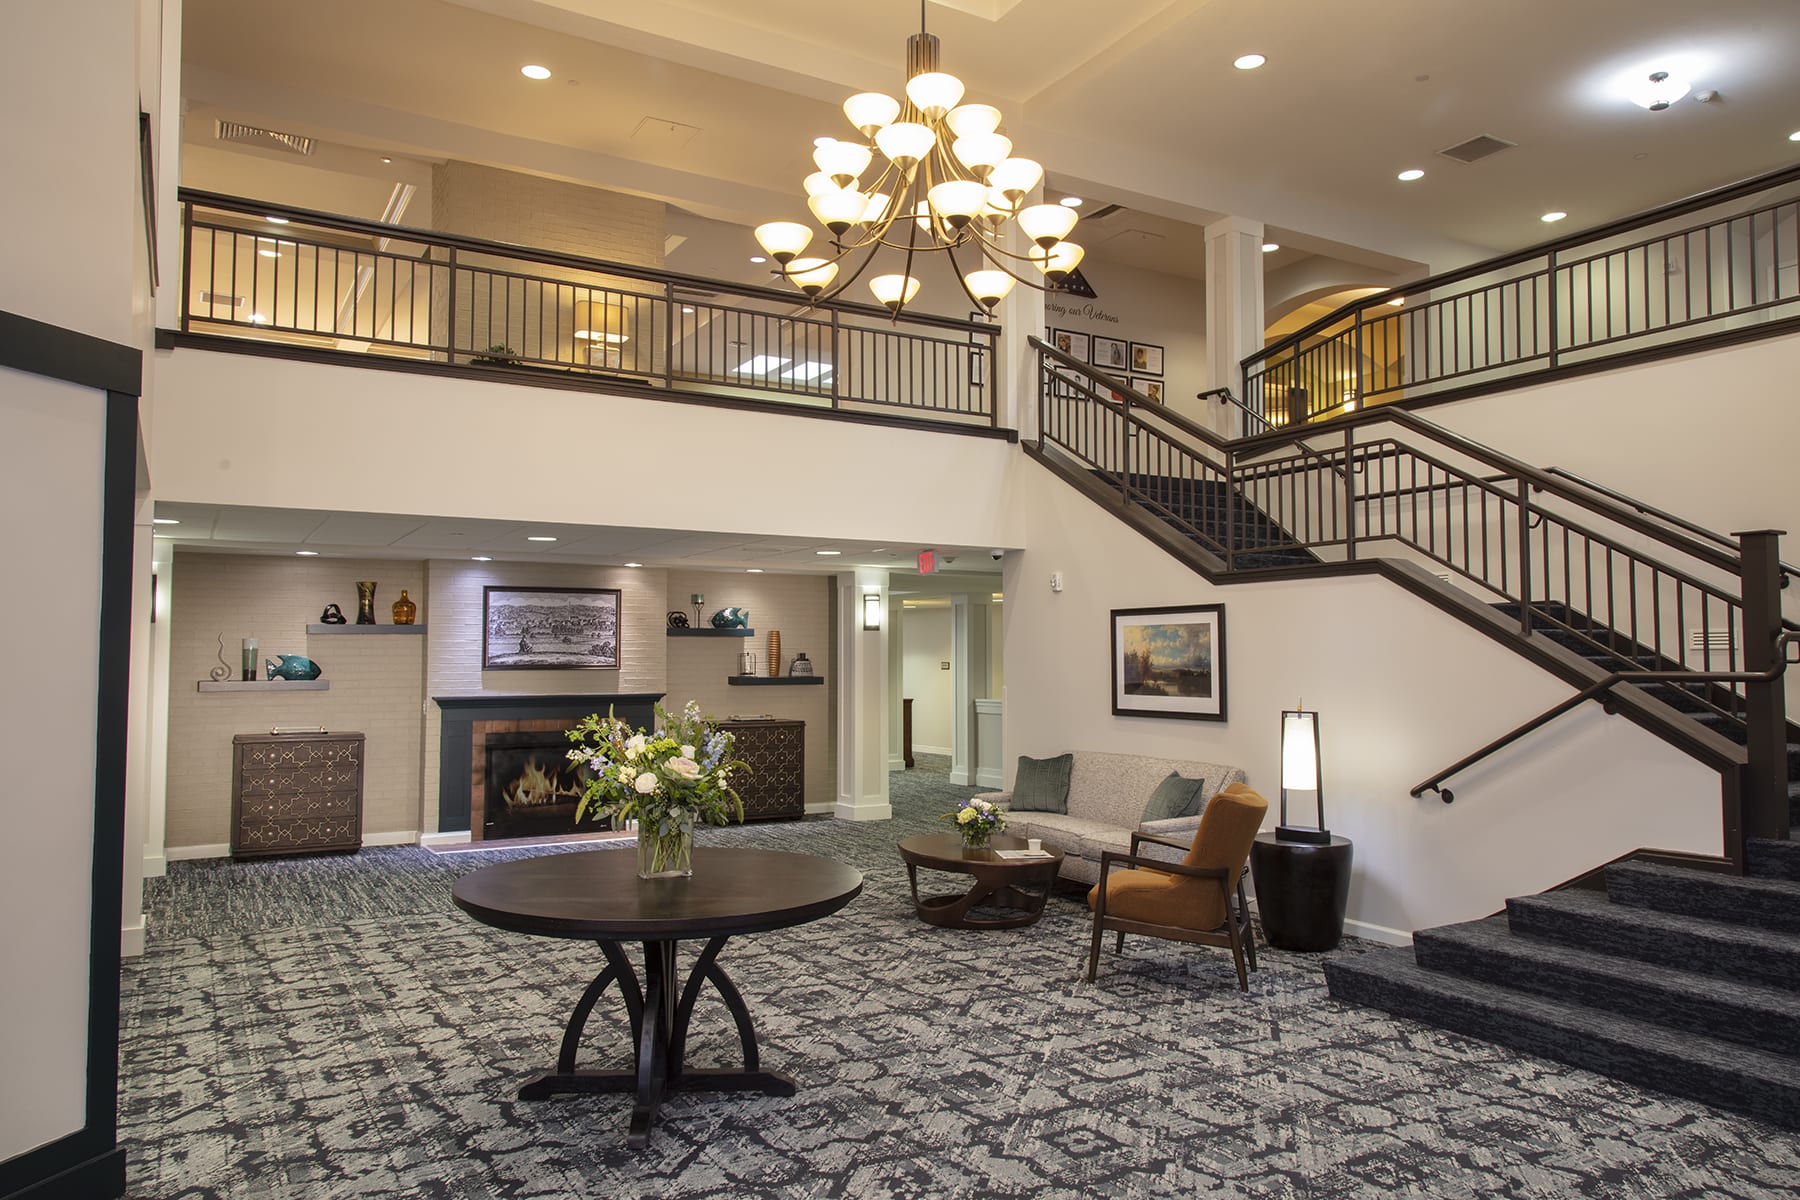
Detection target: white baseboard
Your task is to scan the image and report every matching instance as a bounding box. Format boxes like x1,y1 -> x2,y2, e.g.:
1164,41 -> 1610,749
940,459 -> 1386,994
362,830 -> 421,848
1342,918 -> 1413,946
804,802 -> 836,815
142,852 -> 167,879
121,919 -> 145,959
912,743 -> 952,756
167,843 -> 230,861
834,800 -> 893,821
419,830 -> 472,848
886,754 -> 905,771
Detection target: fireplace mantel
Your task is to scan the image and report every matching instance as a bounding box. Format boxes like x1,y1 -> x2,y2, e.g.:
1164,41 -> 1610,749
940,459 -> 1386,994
435,692 -> 663,833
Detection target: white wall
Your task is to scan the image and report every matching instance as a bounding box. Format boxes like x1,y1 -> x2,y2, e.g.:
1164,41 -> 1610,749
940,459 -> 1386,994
1045,259 -> 1208,427
1004,457 -> 1720,941
901,607 -> 954,754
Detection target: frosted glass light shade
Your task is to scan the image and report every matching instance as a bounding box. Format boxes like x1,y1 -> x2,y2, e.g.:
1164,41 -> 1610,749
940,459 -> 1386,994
1281,711 -> 1319,790
1032,240 -> 1084,280
869,273 -> 921,310
809,188 -> 869,234
875,121 -> 936,167
964,269 -> 1015,309
944,103 -> 1002,139
927,179 -> 987,228
905,71 -> 964,116
754,221 -> 813,263
784,257 -> 839,297
861,191 -> 894,224
814,139 -> 873,184
912,198 -> 935,233
843,91 -> 901,135
952,132 -> 1012,175
1018,203 -> 1079,247
987,156 -> 1044,199
803,171 -> 838,197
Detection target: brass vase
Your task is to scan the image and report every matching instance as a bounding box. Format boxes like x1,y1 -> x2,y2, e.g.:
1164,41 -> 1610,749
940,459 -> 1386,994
391,589 -> 417,625
767,629 -> 781,677
355,581 -> 378,625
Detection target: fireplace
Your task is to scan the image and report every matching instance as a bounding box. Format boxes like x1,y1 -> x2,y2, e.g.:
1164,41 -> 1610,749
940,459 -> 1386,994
478,730 -> 592,841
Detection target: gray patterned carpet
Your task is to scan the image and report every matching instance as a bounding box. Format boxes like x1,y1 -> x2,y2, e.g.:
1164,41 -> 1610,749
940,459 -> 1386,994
123,758 -> 1800,1198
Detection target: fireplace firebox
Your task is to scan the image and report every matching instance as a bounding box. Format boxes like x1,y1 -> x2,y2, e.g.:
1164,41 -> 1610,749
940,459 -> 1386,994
481,731 -> 593,841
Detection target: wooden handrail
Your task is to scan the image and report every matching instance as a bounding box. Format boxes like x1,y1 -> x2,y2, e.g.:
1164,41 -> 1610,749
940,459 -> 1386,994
1028,335 -> 1230,451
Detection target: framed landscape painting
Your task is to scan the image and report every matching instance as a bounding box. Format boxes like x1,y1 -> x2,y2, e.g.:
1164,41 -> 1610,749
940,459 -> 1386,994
483,586 -> 621,670
1111,604 -> 1226,721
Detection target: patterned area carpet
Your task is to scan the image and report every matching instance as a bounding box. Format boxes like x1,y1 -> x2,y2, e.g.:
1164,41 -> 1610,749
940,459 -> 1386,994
123,758 -> 1800,1198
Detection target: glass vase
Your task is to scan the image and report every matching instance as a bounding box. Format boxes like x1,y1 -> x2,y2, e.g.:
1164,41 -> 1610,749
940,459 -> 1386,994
960,828 -> 992,851
638,820 -> 694,879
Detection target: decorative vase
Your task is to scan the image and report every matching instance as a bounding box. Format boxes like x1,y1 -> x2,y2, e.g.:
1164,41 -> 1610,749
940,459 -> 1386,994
638,820 -> 694,879
767,629 -> 781,677
391,589 -> 417,625
960,828 -> 992,851
354,581 -> 378,625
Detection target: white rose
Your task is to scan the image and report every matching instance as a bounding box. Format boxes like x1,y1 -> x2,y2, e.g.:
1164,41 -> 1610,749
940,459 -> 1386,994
633,771 -> 658,794
681,744 -> 697,759
665,755 -> 701,780
625,734 -> 647,759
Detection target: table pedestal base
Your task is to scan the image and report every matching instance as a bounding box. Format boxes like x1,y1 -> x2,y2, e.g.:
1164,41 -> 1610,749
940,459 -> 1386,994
520,936 -> 787,1148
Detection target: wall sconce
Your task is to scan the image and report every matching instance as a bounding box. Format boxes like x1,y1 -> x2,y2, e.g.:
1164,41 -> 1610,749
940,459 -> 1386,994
861,592 -> 882,631
573,298 -> 630,366
1277,706 -> 1329,844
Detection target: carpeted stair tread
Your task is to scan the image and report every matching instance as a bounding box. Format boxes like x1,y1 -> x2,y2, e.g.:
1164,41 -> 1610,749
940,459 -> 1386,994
1506,888 -> 1800,989
1412,917 -> 1800,1058
1747,835 -> 1800,882
1322,949 -> 1800,1130
1606,860 -> 1800,933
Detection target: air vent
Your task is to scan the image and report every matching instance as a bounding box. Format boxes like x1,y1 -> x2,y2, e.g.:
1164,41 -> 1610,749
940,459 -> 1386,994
1436,134 -> 1516,164
215,119 -> 316,157
1085,203 -> 1125,221
1688,628 -> 1735,653
199,292 -> 245,308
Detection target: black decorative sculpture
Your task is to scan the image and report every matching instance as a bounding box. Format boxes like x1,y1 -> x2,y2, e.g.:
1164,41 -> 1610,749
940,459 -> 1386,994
320,603 -> 347,625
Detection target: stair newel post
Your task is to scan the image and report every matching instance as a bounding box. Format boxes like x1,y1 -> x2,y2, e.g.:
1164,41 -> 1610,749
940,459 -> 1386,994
1343,425 -> 1357,561
1736,529 -> 1790,852
1516,477 -> 1533,635
1224,447 -> 1237,571
1122,383 -> 1133,498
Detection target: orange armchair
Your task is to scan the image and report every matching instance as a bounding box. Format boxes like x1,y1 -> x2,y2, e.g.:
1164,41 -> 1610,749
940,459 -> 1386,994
1085,783 -> 1269,990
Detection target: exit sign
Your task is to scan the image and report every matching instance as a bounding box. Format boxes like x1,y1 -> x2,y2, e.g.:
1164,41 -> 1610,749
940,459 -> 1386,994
917,549 -> 937,574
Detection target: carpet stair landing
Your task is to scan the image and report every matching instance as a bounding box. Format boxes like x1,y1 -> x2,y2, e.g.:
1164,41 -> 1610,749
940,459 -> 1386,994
1087,470 -> 1317,570
1324,858 -> 1800,1130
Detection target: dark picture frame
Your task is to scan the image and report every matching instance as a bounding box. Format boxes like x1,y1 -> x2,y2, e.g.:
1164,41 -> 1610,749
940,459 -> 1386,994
1092,335 -> 1128,371
1051,328 -> 1090,362
1130,341 -> 1164,375
1111,603 -> 1226,721
482,585 -> 622,670
1133,377 -> 1165,403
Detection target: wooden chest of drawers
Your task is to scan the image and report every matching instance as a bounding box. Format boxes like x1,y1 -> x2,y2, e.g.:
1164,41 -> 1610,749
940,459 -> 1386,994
231,731 -> 366,858
717,718 -> 804,822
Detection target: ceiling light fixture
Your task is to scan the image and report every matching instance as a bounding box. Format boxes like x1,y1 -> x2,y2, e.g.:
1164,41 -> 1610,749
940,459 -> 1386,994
1789,131 -> 1800,142
1626,70 -> 1689,111
746,568 -> 764,573
1261,242 -> 1279,253
623,562 -> 643,568
755,10 -> 1077,316
152,518 -> 179,525
265,216 -> 289,225
527,535 -> 558,542
379,156 -> 393,164
296,550 -> 318,557
1541,211 -> 1568,223
1233,54 -> 1266,70
1059,196 -> 1083,208
749,255 -> 767,264
1397,169 -> 1425,182
521,64 -> 552,80
815,550 -> 842,556
1388,297 -> 1405,307
471,556 -> 493,562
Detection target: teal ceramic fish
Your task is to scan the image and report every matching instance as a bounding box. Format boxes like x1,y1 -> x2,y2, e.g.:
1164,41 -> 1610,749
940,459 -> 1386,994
265,655 -> 323,681
710,607 -> 750,628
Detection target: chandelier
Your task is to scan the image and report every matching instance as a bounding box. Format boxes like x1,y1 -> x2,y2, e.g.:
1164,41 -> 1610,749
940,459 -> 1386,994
754,10 -> 1083,316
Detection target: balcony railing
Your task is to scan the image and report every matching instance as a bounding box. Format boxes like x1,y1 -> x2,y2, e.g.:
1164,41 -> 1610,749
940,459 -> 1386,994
176,190 -> 999,427
1243,164 -> 1800,426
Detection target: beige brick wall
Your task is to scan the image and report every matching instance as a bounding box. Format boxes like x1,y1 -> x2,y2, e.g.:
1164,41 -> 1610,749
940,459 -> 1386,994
164,553 -> 428,851
662,571 -> 836,812
431,162 -> 665,267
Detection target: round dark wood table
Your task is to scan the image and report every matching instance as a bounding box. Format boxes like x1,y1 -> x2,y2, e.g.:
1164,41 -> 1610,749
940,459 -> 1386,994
453,847 -> 862,1148
896,833 -> 1064,929
1249,833 -> 1353,952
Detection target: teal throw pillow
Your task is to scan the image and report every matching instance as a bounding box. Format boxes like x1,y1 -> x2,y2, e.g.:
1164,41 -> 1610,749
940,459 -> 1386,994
1011,754 -> 1073,813
1141,772 -> 1204,823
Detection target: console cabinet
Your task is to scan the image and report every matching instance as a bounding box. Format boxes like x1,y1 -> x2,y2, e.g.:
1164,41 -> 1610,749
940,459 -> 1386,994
717,718 -> 804,822
231,731 -> 366,858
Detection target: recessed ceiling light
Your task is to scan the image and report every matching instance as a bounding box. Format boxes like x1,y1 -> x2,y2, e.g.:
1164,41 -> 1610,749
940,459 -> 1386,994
1261,242 -> 1279,253
265,216 -> 289,225
749,255 -> 767,264
1059,196 -> 1083,208
1397,169 -> 1425,182
746,568 -> 764,573
379,156 -> 393,164
470,556 -> 493,562
527,535 -> 557,542
1233,54 -> 1266,70
1541,211 -> 1568,223
152,517 -> 179,525
521,64 -> 551,80
1388,297 -> 1405,307
813,136 -> 836,148
815,550 -> 842,556
1624,70 -> 1688,111
1789,131 -> 1800,142
295,550 -> 318,557
680,305 -> 695,314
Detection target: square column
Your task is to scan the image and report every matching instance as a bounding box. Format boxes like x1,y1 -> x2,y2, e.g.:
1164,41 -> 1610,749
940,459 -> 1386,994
1204,215 -> 1266,438
834,569 -> 892,821
948,593 -> 992,786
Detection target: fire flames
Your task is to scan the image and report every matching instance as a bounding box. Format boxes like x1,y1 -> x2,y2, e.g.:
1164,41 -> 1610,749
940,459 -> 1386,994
501,756 -> 579,808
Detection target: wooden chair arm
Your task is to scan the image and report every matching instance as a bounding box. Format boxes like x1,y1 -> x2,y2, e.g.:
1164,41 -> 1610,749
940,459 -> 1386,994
1097,849 -> 1229,882
1129,830 -> 1194,855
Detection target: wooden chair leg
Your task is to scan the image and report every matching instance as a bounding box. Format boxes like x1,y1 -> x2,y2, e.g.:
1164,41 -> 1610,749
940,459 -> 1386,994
1226,918 -> 1249,992
1238,880 -> 1258,973
1113,930 -> 1125,954
1086,890 -> 1107,982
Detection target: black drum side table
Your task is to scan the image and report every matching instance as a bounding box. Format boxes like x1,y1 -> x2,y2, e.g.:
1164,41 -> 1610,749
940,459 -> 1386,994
1249,833 -> 1353,952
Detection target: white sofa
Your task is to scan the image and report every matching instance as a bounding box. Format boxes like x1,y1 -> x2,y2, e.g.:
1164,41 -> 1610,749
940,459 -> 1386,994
976,751 -> 1249,886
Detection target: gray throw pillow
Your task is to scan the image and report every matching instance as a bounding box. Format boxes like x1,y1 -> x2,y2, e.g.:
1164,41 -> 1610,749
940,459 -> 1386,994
1141,771 -> 1204,823
1010,754 -> 1073,813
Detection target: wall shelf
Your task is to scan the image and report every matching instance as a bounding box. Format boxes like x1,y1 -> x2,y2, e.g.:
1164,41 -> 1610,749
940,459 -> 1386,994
667,627 -> 755,638
197,680 -> 331,693
307,624 -> 427,635
727,676 -> 823,686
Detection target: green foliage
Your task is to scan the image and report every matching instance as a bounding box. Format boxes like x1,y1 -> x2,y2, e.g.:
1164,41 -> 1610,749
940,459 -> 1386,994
564,701 -> 748,833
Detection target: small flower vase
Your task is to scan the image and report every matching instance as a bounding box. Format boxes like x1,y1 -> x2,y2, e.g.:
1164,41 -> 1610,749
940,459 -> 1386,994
354,581 -> 378,625
391,589 -> 416,625
638,820 -> 694,879
960,828 -> 992,851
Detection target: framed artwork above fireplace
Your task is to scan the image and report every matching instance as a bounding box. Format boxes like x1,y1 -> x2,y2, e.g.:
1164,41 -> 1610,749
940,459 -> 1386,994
482,586 -> 621,670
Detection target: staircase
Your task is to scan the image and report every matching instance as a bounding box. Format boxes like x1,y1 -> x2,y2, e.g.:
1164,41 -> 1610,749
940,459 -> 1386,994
1091,473 -> 1315,570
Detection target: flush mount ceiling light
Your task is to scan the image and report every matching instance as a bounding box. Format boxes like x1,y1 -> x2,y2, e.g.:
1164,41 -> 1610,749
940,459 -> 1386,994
1397,168 -> 1425,182
815,549 -> 843,556
1233,54 -> 1267,70
295,550 -> 318,556
152,517 -> 179,525
470,556 -> 493,561
746,568 -> 764,573
526,535 -> 558,542
755,8 -> 1078,316
1261,242 -> 1279,252
1789,131 -> 1800,142
1059,196 -> 1083,207
520,64 -> 551,80
1541,211 -> 1568,223
1626,70 -> 1689,111
623,562 -> 643,568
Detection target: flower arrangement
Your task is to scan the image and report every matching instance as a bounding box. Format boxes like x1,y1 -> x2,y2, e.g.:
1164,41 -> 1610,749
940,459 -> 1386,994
565,701 -> 747,876
943,796 -> 1007,848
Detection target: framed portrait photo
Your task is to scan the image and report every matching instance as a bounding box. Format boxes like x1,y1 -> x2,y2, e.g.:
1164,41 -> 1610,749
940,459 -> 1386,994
1051,328 -> 1091,362
1130,342 -> 1165,376
1133,377 -> 1165,403
482,586 -> 622,670
1111,604 -> 1226,721
1092,335 -> 1128,372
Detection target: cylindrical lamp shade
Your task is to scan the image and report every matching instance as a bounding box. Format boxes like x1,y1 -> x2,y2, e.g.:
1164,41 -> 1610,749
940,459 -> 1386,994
1017,203 -> 1079,247
843,91 -> 900,135
754,221 -> 813,263
1281,711 -> 1319,790
869,274 -> 921,310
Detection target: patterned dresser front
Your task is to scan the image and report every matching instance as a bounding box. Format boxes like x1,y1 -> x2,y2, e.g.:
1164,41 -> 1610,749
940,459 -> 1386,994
231,731 -> 366,858
717,718 -> 804,822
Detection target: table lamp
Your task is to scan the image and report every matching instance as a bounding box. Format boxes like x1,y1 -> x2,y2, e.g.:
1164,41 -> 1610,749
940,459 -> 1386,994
1277,705 -> 1330,844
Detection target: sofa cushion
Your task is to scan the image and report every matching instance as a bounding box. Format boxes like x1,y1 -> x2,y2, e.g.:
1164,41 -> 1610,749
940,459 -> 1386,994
1010,753 -> 1073,813
1064,752 -> 1245,830
1140,772 -> 1205,823
1003,813 -> 1115,855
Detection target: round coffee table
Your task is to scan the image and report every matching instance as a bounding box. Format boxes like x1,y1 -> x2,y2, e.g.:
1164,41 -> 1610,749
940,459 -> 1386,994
896,833 -> 1064,929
